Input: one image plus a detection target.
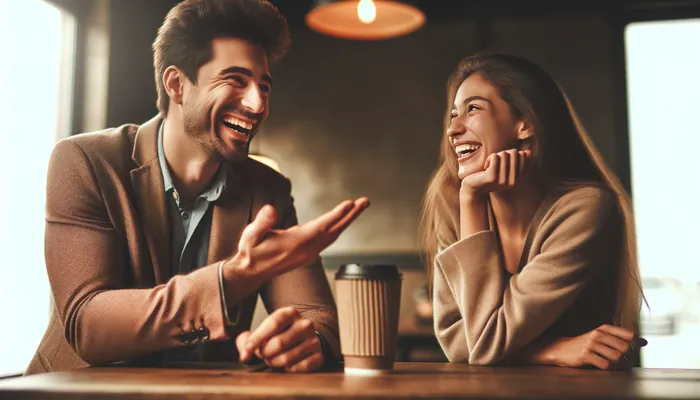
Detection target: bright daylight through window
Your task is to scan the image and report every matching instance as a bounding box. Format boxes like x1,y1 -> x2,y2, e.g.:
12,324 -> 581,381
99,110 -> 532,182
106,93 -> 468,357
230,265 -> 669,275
625,18 -> 700,368
0,0 -> 75,375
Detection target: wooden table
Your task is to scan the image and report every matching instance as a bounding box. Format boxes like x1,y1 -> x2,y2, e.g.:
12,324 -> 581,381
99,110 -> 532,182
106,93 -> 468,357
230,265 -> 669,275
1,362 -> 699,399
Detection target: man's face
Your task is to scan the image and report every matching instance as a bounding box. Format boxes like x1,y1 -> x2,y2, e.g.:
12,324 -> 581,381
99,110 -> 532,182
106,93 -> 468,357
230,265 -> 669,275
181,37 -> 272,162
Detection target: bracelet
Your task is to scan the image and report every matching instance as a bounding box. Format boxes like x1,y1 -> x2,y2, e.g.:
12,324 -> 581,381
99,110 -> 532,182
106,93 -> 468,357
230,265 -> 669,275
217,260 -> 234,328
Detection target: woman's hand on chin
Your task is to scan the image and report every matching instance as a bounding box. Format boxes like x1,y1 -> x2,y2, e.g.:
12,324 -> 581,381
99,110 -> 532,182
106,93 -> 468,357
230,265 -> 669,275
459,149 -> 531,201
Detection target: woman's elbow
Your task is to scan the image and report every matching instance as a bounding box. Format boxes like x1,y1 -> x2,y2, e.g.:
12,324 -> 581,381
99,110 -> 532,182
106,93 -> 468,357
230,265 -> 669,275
467,348 -> 510,366
441,347 -> 502,365
436,332 -> 471,363
467,355 -> 498,365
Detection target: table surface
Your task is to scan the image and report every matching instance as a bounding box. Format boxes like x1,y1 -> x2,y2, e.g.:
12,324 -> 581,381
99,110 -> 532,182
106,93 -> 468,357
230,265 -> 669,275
1,362 -> 699,400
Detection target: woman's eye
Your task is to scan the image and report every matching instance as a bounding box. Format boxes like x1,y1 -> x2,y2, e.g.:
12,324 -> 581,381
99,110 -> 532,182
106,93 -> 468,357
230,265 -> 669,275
450,113 -> 458,120
467,104 -> 479,112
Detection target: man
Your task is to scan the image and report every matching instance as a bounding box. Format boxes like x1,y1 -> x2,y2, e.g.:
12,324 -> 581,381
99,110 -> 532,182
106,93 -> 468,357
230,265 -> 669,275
26,0 -> 368,375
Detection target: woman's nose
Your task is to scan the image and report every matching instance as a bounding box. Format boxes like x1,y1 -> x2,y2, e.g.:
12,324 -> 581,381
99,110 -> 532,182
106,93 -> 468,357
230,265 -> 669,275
446,119 -> 466,138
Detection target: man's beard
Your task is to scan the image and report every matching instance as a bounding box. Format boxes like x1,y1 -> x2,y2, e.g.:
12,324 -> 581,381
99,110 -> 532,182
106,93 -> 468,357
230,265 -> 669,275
182,103 -> 249,163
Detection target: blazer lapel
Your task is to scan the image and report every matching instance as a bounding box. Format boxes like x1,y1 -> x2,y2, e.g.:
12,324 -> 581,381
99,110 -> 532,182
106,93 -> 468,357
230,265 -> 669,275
207,161 -> 252,265
130,116 -> 171,284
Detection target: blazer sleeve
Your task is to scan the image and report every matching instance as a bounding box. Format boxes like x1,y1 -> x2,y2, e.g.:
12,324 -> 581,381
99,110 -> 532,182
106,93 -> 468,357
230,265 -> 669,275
45,140 -> 228,366
258,180 -> 341,363
433,189 -> 622,365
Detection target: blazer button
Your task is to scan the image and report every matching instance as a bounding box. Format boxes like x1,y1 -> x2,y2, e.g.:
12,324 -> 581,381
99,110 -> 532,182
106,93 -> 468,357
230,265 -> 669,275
198,327 -> 210,341
177,331 -> 194,344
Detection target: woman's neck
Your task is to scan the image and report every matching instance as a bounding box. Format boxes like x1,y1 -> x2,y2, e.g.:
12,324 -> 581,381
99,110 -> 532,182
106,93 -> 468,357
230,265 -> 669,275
489,178 -> 545,240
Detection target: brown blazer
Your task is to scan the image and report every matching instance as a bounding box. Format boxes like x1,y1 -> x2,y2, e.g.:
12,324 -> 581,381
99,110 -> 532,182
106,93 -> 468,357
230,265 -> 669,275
433,186 -> 623,365
26,116 -> 339,375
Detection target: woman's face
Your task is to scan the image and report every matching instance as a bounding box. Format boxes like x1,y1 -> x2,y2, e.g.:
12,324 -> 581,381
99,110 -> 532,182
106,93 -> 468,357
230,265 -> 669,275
447,74 -> 524,180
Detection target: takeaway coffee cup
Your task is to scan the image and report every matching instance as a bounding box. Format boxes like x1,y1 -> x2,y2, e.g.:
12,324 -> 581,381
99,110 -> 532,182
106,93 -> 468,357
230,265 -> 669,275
335,264 -> 402,375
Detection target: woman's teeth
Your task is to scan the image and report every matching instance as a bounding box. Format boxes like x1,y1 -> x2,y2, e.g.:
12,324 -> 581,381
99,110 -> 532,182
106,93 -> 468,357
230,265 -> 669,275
455,143 -> 481,158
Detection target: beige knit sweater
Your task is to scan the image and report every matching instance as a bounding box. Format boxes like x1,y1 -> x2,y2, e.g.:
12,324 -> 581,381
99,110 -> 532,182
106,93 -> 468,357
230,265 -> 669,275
433,186 -> 623,365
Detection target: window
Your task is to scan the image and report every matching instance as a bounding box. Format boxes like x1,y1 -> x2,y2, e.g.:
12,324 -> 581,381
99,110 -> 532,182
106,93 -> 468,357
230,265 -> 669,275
625,18 -> 700,368
0,0 -> 76,375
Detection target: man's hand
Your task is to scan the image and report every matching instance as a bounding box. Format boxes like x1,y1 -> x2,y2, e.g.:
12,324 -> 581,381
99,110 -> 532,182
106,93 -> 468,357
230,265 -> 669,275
460,149 -> 531,201
223,197 -> 369,290
236,307 -> 324,373
540,324 -> 647,370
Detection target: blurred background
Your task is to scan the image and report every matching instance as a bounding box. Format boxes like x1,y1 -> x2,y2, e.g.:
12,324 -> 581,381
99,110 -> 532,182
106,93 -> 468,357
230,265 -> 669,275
0,0 -> 698,374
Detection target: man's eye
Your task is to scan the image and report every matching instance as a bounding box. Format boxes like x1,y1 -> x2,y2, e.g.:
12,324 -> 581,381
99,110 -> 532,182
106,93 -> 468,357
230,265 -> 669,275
467,104 -> 479,112
450,113 -> 457,120
259,84 -> 270,94
226,76 -> 246,86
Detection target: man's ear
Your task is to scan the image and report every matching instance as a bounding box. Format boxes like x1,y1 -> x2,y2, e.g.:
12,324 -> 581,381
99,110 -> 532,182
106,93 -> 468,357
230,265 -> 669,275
162,66 -> 186,106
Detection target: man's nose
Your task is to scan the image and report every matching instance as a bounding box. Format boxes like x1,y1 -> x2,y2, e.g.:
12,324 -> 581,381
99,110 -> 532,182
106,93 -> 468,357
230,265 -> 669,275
241,85 -> 265,114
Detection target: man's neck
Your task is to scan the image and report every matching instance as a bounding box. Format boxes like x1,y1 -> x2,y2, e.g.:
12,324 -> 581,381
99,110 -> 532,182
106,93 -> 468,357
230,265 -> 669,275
162,115 -> 221,205
489,177 -> 545,240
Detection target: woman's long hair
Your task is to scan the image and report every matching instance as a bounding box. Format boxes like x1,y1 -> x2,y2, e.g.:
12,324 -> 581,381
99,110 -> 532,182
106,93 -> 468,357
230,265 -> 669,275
419,53 -> 645,330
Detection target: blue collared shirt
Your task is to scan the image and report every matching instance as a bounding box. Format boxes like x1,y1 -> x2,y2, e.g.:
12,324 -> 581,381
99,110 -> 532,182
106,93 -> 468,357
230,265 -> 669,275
156,124 -> 329,365
158,122 -> 227,362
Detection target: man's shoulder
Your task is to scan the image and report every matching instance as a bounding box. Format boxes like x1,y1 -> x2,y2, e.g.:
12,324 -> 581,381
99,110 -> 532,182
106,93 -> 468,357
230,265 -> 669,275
59,124 -> 138,162
240,157 -> 291,197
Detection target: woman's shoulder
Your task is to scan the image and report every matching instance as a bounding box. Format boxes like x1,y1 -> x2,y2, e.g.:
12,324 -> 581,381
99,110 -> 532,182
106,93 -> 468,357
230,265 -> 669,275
539,183 -> 622,231
551,183 -> 618,213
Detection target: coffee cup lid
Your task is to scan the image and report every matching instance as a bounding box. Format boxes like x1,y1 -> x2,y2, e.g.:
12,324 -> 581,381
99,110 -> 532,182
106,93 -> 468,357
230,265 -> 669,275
335,264 -> 402,280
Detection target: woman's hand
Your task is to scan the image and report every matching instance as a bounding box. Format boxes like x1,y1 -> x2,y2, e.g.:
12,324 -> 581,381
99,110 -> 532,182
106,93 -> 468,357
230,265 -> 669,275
458,149 -> 531,239
537,324 -> 647,370
459,149 -> 531,201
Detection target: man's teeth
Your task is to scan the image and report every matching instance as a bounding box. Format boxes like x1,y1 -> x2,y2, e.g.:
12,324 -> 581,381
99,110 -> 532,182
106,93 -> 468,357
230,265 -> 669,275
222,117 -> 253,131
455,143 -> 481,156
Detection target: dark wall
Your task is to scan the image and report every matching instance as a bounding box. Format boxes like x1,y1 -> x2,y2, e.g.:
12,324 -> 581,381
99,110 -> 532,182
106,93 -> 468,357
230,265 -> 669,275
256,21 -> 479,253
257,15 -> 622,253
106,0 -> 177,127
103,1 -> 622,254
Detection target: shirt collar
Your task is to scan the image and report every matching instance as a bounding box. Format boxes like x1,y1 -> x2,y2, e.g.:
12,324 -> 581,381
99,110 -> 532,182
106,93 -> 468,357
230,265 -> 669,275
157,121 -> 227,203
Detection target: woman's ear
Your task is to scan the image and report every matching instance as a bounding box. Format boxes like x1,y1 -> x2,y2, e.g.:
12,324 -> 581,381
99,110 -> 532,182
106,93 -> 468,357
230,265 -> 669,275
162,66 -> 186,106
516,120 -> 534,150
516,119 -> 534,141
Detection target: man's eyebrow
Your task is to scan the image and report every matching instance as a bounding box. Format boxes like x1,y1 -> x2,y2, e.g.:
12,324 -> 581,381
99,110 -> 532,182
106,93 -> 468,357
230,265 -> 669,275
218,66 -> 273,84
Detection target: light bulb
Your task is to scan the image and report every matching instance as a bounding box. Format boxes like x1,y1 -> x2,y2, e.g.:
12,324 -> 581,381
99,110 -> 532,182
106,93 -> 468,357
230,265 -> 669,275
357,0 -> 376,24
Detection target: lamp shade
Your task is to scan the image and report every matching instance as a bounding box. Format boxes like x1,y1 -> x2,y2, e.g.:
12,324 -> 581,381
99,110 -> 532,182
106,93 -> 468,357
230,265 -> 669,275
306,0 -> 425,41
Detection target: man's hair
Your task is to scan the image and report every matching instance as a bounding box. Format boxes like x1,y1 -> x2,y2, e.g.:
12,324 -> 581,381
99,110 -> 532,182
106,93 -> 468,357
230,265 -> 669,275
153,0 -> 290,116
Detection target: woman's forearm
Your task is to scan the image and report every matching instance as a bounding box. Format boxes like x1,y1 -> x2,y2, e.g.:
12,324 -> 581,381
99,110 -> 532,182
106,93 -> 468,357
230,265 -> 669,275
459,193 -> 490,239
510,336 -> 561,366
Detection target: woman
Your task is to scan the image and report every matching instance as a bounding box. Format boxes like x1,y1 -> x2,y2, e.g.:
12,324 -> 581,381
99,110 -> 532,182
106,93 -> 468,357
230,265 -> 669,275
420,53 -> 646,369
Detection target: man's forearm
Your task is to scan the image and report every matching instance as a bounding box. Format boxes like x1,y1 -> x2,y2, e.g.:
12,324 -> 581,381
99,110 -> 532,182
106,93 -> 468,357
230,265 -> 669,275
65,264 -> 227,366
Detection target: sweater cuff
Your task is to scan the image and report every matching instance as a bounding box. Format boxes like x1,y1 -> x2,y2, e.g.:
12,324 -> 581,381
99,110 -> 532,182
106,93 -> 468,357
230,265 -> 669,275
437,231 -> 500,273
